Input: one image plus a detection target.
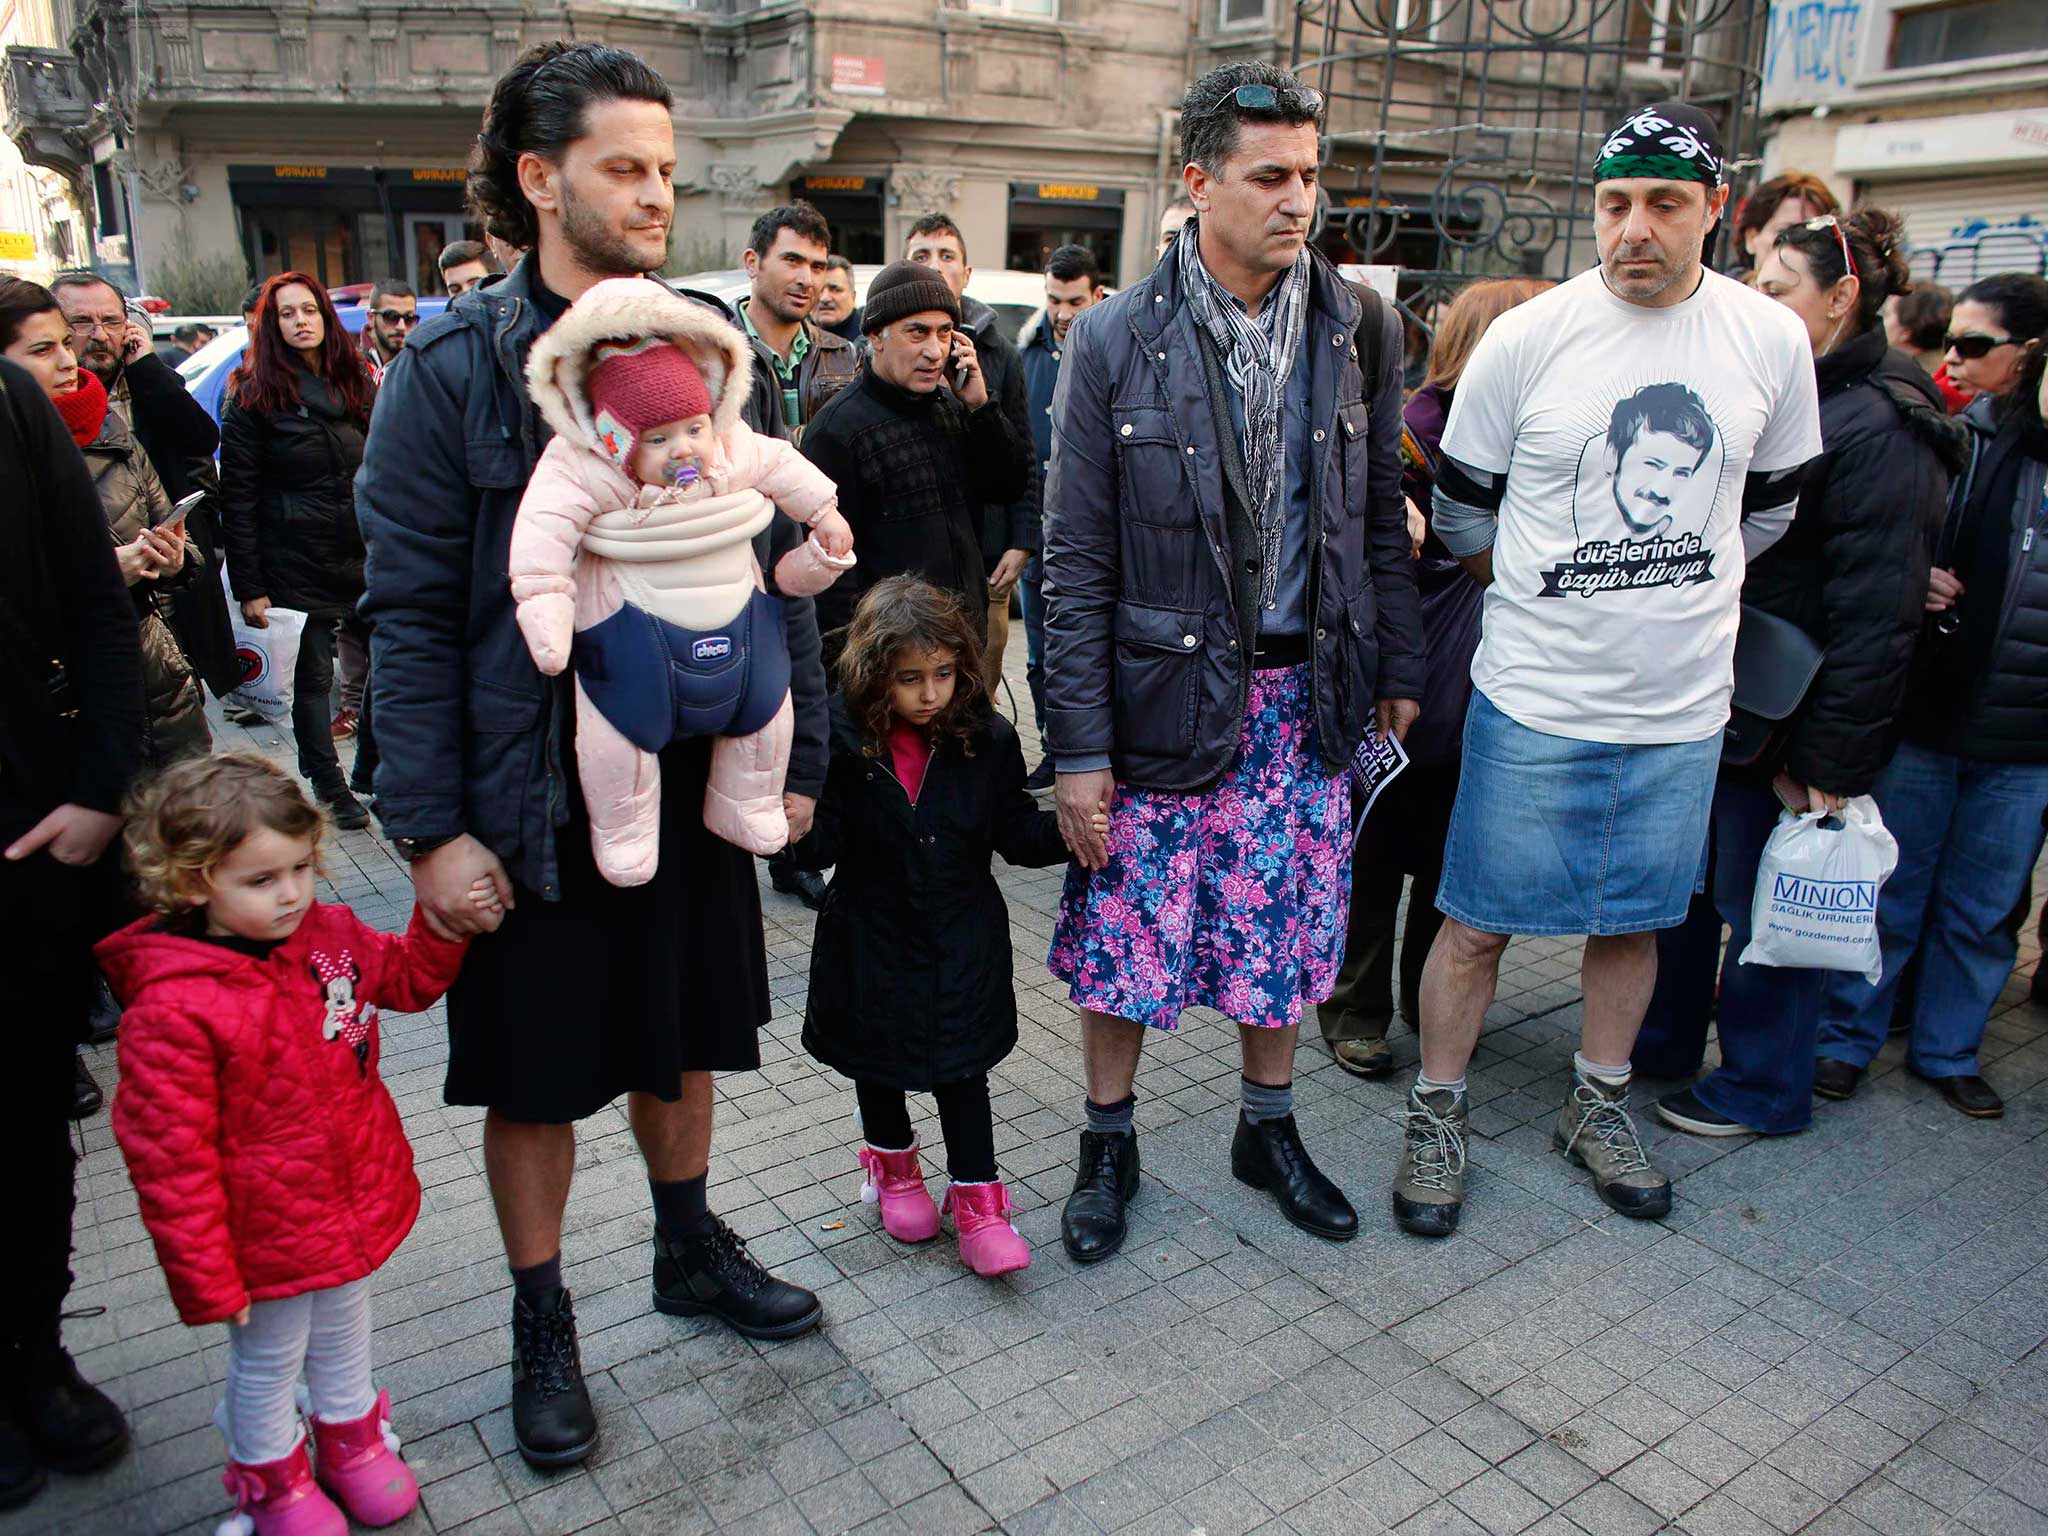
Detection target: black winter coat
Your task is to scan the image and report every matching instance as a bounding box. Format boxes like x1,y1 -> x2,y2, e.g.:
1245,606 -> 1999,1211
1041,240 -> 1423,791
962,297 -> 1041,573
358,260 -> 826,899
1740,325 -> 1965,795
220,371 -> 368,618
800,363 -> 1034,642
792,699 -> 1067,1090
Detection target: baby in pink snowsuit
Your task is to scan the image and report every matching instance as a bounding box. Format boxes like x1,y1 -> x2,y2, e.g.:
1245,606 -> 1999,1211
512,277 -> 853,886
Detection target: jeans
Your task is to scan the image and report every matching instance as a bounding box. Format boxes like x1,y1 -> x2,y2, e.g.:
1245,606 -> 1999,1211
1020,555 -> 1046,737
218,1277 -> 375,1464
292,616 -> 344,794
1819,742 -> 2048,1078
336,615 -> 369,713
1640,773 -> 1823,1133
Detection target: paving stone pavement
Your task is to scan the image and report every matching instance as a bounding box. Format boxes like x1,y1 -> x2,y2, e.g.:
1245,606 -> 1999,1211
16,657 -> 2048,1536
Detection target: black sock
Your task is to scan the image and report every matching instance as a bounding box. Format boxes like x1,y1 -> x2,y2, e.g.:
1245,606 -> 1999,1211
510,1252 -> 563,1310
650,1174 -> 715,1241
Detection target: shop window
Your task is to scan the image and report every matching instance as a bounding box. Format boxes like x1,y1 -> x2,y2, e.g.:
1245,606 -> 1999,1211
1624,0 -> 1688,71
1890,0 -> 2044,69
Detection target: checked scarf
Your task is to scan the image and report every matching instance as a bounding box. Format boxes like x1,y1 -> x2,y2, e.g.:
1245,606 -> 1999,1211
1178,222 -> 1309,613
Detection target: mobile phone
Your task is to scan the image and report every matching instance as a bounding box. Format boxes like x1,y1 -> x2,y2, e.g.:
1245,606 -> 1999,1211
155,489 -> 205,530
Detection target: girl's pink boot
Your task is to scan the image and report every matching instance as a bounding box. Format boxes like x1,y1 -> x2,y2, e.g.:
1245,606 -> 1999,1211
311,1389 -> 418,1527
214,1439 -> 346,1536
859,1143 -> 941,1242
943,1182 -> 1031,1277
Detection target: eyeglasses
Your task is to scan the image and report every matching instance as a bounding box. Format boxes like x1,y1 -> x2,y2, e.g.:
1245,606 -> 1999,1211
1942,331 -> 2019,360
374,309 -> 419,327
1189,82 -> 1325,122
64,317 -> 126,336
1804,215 -> 1855,280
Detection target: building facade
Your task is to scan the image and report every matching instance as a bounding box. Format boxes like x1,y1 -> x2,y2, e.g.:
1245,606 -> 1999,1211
1757,0 -> 2047,287
0,0 -> 89,282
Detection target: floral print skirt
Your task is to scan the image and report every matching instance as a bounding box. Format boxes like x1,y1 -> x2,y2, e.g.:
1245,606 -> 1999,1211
1048,663 -> 1353,1032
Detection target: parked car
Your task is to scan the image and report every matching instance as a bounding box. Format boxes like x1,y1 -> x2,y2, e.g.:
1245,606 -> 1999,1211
178,297 -> 449,423
671,266 -> 1046,344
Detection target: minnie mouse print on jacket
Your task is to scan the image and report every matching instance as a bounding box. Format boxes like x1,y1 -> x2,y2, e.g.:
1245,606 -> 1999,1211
96,904 -> 466,1326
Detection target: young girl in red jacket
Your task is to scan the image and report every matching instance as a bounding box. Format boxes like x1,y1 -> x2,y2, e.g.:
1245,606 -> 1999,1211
96,753 -> 489,1536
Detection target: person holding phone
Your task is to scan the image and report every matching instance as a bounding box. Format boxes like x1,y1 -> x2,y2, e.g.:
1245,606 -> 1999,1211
799,261 -> 1034,663
1,278 -> 210,771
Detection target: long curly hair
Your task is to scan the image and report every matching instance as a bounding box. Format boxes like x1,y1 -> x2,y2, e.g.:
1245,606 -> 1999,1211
125,753 -> 327,918
226,272 -> 376,426
836,576 -> 989,757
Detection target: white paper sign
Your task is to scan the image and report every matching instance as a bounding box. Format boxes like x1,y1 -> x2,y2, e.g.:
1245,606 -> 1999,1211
1349,731 -> 1409,849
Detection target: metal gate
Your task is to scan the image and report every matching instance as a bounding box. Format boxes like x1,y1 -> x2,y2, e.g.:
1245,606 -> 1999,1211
1289,0 -> 1768,331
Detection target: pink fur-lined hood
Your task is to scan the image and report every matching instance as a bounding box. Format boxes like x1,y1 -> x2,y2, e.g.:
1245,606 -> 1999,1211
525,277 -> 755,455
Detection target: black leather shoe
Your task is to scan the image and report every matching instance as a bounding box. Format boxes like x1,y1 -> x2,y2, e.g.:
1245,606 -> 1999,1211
510,1291 -> 598,1469
12,1340 -> 128,1476
769,863 -> 827,911
1061,1130 -> 1138,1264
318,786 -> 370,831
0,1412 -> 43,1510
1919,1071 -> 2004,1119
653,1220 -> 822,1340
1812,1058 -> 1863,1101
1231,1113 -> 1357,1241
86,976 -> 120,1045
1023,757 -> 1055,793
69,1058 -> 102,1121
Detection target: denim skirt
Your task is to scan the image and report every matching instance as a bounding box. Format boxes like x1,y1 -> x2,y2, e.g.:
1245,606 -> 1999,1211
1436,691 -> 1717,938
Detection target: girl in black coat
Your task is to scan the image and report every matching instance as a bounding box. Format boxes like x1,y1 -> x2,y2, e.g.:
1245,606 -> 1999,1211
791,577 -> 1086,1277
220,273 -> 376,828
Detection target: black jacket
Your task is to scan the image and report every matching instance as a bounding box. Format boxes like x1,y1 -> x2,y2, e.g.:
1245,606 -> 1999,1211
1740,326 -> 1964,794
357,258 -> 827,898
0,359 -> 143,839
119,352 -> 238,695
792,698 -> 1066,1090
962,297 -> 1041,573
800,361 -> 1034,641
220,371 -> 369,619
1042,239 -> 1423,790
1906,395 -> 2048,761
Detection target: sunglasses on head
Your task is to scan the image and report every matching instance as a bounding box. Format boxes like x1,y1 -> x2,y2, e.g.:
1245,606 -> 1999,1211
1943,331 -> 2019,360
374,309 -> 419,327
1191,82 -> 1325,122
1803,214 -> 1855,280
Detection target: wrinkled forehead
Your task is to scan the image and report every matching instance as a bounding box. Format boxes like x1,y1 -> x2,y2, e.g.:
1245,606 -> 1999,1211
58,281 -> 124,317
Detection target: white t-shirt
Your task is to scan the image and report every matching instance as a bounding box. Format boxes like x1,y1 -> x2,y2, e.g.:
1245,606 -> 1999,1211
1440,267 -> 1822,744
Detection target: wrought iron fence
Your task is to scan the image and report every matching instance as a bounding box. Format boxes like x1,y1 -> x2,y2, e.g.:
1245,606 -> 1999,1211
1289,0 -> 1768,341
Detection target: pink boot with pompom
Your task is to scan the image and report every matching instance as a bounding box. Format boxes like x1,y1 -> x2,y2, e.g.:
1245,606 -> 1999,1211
311,1389 -> 417,1527
214,1438 -> 346,1536
943,1181 -> 1031,1277
858,1143 -> 940,1242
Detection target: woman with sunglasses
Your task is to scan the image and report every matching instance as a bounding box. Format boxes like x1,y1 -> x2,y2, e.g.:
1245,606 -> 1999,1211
220,272 -> 379,829
1641,208 -> 1966,1139
1811,271 -> 2048,1119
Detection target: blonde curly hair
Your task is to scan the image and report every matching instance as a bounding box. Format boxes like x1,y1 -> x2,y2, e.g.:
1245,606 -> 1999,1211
125,753 -> 326,917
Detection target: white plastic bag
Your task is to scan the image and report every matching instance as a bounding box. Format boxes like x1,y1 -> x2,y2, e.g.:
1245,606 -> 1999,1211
222,567 -> 306,724
1739,796 -> 1900,984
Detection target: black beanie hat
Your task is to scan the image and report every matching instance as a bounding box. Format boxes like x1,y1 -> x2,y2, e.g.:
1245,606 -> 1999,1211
862,261 -> 961,335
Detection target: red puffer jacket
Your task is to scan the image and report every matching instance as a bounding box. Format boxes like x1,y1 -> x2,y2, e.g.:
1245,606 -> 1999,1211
97,903 -> 466,1326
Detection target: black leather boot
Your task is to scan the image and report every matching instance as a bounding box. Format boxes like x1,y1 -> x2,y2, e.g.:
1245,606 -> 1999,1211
0,1410 -> 44,1509
69,1058 -> 102,1121
1060,1130 -> 1139,1264
510,1291 -> 598,1469
11,1337 -> 128,1475
652,1219 -> 822,1340
1231,1114 -> 1357,1241
768,856 -> 827,911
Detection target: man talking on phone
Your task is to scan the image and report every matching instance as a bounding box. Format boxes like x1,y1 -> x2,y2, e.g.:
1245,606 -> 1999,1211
799,260 -> 1033,655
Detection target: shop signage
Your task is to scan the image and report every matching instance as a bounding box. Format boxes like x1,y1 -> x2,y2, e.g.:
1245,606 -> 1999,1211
1834,109 -> 2048,176
273,165 -> 327,179
831,55 -> 885,95
799,175 -> 872,194
409,168 -> 466,183
0,231 -> 35,261
1008,183 -> 1126,207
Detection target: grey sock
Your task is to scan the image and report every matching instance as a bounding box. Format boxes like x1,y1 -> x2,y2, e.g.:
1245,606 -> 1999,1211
1241,1077 -> 1293,1124
1084,1093 -> 1135,1137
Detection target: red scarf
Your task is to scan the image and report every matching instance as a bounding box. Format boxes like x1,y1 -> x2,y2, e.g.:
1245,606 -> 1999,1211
53,367 -> 109,448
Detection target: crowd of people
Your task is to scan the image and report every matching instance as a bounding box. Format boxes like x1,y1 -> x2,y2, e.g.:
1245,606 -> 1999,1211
3,40 -> 2045,1534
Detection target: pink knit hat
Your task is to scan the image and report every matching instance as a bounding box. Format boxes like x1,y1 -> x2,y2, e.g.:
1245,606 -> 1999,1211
586,339 -> 712,469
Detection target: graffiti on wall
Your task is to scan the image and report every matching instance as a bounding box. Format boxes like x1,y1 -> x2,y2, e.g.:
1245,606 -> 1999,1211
1761,0 -> 1863,111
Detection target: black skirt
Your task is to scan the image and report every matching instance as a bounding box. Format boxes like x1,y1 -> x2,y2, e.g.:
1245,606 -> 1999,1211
444,734 -> 770,1123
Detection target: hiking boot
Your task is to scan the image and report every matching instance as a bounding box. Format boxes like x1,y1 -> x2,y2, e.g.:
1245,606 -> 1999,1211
1231,1113 -> 1356,1240
1393,1087 -> 1467,1238
1329,1030 -> 1393,1079
652,1219 -> 822,1340
1554,1070 -> 1670,1219
1060,1130 -> 1138,1264
1813,1058 -> 1863,1100
11,1336 -> 128,1475
0,1411 -> 43,1510
509,1291 -> 597,1469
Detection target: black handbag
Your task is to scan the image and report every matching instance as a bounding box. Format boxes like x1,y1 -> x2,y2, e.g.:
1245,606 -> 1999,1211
1723,602 -> 1824,768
